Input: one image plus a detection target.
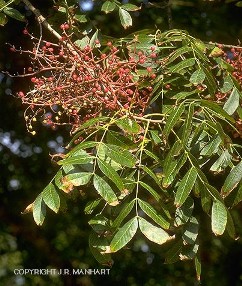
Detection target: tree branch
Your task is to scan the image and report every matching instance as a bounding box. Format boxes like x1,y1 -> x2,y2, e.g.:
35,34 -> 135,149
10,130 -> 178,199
21,0 -> 62,41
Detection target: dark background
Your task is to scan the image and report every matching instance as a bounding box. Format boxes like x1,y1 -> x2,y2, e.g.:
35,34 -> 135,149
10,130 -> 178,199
0,1 -> 242,285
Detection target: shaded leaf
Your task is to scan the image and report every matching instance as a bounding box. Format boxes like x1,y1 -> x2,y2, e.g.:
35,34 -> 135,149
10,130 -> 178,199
175,197 -> 194,226
165,240 -> 183,264
89,231 -> 113,266
182,217 -> 199,245
4,7 -> 25,21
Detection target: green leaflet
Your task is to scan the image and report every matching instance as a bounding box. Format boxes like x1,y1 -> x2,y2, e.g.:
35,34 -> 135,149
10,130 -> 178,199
165,240 -> 183,264
167,46 -> 193,65
101,1 -> 116,13
138,199 -> 170,229
175,167 -> 198,207
58,154 -> 94,166
223,87 -> 240,115
200,135 -> 221,156
3,7 -> 25,21
141,165 -> 160,186
139,181 -> 160,201
182,217 -> 199,245
211,200 -> 227,236
42,183 -> 60,213
89,231 -> 112,266
221,75 -> 234,93
163,103 -> 185,138
102,144 -> 136,168
138,217 -> 172,245
110,217 -> 138,252
112,200 -> 135,228
119,7 -> 132,29
200,100 -> 235,123
97,159 -> 125,192
63,172 -> 92,186
93,175 -> 119,205
226,210 -> 236,239
168,58 -> 196,74
222,161 -> 242,197
84,199 -> 102,215
175,197 -> 194,227
195,255 -> 202,282
33,194 -> 46,226
201,65 -> 217,95
116,117 -> 141,133
189,69 -> 206,85
210,150 -> 232,173
106,130 -> 137,149
121,3 -> 140,11
181,102 -> 194,145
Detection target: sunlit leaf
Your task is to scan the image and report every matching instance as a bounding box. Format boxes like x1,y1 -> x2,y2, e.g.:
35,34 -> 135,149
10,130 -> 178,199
138,199 -> 170,229
139,217 -> 172,245
101,1 -> 116,13
97,158 -> 125,192
175,167 -> 198,207
42,183 -> 60,213
222,161 -> 242,197
112,200 -> 135,228
102,144 -> 136,168
119,7 -> 132,29
223,87 -> 240,115
189,69 -> 206,84
211,200 -> 227,236
84,199 -> 102,215
121,3 -> 140,11
33,194 -> 46,226
163,103 -> 185,138
116,117 -> 141,133
168,58 -> 195,74
64,172 -> 92,186
110,217 -> 138,252
93,175 -> 119,205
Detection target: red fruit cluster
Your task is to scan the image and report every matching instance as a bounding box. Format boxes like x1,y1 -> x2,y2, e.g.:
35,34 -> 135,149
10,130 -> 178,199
13,30 -> 157,133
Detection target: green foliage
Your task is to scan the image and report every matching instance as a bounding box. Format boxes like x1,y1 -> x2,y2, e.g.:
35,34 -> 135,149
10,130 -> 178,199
21,27 -> 242,274
3,0 -> 242,282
